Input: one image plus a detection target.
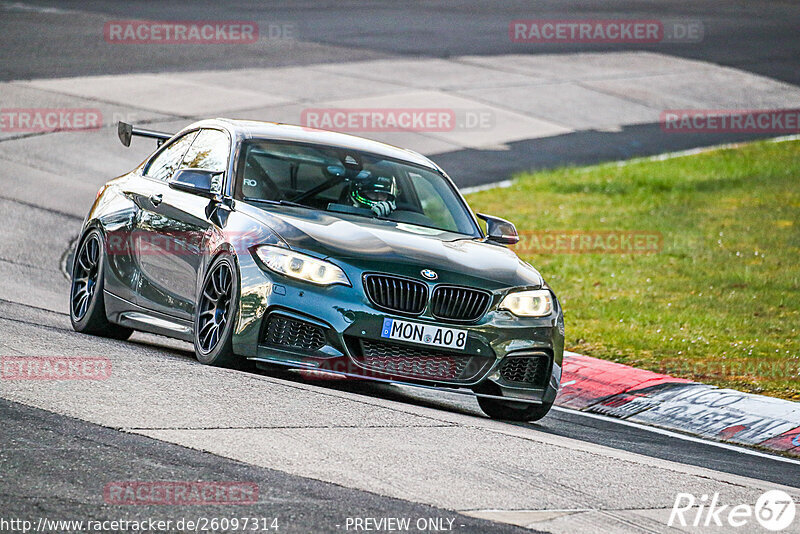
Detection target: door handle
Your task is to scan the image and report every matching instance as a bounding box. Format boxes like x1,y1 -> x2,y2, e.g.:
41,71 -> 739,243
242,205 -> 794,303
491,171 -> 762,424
149,194 -> 163,207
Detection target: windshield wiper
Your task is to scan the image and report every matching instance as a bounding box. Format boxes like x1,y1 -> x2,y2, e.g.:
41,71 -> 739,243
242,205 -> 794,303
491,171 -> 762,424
249,199 -> 314,210
326,203 -> 376,218
251,198 -> 381,220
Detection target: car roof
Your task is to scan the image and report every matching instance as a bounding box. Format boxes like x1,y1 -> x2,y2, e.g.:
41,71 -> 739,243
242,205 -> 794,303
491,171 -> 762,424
181,118 -> 441,171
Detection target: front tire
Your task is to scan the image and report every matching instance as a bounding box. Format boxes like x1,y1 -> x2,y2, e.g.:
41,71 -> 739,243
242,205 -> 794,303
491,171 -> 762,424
69,229 -> 133,340
475,383 -> 554,422
194,254 -> 241,368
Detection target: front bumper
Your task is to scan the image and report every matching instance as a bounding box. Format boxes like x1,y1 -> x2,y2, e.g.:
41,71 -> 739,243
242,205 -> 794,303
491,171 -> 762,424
233,252 -> 564,405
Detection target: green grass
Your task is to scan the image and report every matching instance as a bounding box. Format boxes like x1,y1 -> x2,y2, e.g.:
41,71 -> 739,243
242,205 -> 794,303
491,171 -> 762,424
466,139 -> 800,400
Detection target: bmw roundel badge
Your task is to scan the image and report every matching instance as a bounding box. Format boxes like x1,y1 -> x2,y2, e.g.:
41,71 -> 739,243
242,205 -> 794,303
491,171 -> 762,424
421,269 -> 438,280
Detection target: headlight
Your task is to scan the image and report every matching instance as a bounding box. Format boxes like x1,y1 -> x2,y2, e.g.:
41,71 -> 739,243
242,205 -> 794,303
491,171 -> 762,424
255,245 -> 350,286
499,289 -> 553,317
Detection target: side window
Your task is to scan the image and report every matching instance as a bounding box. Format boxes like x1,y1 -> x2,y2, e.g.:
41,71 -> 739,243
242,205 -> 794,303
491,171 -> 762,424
295,163 -> 327,193
143,132 -> 197,181
181,129 -> 230,173
241,151 -> 292,201
408,172 -> 459,231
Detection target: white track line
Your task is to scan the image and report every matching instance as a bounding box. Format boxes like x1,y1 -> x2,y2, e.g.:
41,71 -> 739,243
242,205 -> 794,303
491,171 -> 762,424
610,133 -> 800,167
1,2 -> 76,14
459,134 -> 800,194
552,406 -> 800,467
459,179 -> 513,195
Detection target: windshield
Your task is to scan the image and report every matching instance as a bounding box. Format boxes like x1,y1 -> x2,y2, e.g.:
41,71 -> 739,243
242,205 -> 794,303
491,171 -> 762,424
235,140 -> 480,236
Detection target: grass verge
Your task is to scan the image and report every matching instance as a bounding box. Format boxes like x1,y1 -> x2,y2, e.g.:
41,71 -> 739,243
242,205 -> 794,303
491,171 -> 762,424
465,139 -> 800,400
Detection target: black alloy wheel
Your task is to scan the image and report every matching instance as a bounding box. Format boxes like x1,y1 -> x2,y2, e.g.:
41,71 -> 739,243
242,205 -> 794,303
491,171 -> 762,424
194,254 -> 240,368
197,262 -> 233,353
69,229 -> 133,340
71,233 -> 101,320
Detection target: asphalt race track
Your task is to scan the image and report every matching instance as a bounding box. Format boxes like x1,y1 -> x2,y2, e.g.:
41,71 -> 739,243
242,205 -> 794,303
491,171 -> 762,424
3,0 -> 800,182
1,2 -> 799,533
3,0 -> 799,84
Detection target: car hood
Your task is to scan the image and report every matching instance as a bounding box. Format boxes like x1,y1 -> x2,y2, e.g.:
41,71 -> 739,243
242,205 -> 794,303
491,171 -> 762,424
242,205 -> 543,289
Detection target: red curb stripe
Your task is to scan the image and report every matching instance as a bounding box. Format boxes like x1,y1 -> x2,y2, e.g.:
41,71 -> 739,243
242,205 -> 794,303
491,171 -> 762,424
555,352 -> 691,410
555,352 -> 799,458
756,426 -> 800,453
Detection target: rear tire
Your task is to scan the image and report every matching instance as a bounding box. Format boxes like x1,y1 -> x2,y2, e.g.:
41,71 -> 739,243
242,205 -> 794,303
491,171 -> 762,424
69,229 -> 133,340
475,383 -> 553,422
193,254 -> 241,368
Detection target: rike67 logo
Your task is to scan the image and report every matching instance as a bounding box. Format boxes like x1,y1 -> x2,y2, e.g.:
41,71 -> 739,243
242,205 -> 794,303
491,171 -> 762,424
669,490 -> 796,531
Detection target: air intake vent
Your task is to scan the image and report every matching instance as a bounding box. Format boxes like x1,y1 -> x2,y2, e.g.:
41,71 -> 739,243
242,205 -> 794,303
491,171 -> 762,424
263,314 -> 326,352
359,339 -> 466,380
499,354 -> 550,386
363,274 -> 428,315
345,337 -> 494,383
430,286 -> 491,322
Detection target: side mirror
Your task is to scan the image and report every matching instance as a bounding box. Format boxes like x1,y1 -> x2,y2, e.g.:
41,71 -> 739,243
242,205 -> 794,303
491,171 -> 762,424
477,213 -> 519,245
168,169 -> 223,198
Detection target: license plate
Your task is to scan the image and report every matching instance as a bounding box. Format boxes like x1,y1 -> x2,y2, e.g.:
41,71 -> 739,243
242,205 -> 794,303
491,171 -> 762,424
380,318 -> 467,350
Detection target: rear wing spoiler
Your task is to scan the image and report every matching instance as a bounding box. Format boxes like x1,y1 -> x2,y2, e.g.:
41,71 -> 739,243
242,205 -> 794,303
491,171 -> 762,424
117,121 -> 173,148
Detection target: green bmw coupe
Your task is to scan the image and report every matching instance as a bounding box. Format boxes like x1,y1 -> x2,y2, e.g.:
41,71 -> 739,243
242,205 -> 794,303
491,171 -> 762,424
70,119 -> 564,421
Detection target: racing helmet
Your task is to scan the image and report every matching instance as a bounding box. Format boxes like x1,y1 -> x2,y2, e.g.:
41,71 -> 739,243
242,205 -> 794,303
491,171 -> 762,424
351,175 -> 397,209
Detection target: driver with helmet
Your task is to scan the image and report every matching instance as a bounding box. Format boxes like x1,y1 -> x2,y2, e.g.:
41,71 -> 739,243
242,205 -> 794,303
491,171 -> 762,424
350,174 -> 397,217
